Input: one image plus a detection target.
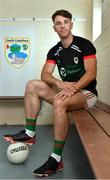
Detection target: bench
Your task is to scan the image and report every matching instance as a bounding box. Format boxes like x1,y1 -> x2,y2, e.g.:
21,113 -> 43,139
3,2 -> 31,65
72,100 -> 110,179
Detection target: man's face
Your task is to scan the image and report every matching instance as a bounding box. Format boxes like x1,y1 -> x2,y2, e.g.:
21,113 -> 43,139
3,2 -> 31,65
53,15 -> 73,38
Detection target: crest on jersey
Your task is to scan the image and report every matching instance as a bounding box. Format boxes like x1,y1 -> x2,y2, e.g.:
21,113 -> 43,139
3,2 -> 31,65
5,37 -> 30,69
74,57 -> 79,64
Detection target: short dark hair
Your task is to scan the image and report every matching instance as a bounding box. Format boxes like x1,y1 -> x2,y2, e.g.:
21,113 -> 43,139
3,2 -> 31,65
52,9 -> 72,22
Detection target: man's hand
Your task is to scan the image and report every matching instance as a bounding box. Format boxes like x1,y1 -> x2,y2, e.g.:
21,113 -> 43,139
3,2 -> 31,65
55,88 -> 77,103
56,81 -> 78,92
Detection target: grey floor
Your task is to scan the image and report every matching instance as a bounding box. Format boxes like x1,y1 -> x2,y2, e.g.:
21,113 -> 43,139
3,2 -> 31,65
0,125 -> 95,179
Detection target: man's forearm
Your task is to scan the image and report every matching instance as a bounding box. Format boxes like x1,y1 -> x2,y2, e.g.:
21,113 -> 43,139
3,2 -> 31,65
41,72 -> 60,86
74,72 -> 96,90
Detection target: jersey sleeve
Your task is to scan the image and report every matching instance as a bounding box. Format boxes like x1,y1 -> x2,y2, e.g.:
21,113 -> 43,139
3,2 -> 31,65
82,40 -> 96,60
46,48 -> 57,64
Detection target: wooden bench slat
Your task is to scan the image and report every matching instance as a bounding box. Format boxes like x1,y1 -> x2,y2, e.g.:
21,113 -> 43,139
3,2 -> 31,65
72,110 -> 110,179
89,107 -> 110,137
96,100 -> 110,114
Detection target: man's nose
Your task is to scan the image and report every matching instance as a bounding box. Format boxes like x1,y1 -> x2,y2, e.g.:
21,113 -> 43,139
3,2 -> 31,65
61,23 -> 65,28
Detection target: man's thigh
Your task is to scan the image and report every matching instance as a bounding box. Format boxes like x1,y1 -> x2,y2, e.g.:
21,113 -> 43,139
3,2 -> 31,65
67,90 -> 97,111
38,83 -> 62,105
67,91 -> 88,111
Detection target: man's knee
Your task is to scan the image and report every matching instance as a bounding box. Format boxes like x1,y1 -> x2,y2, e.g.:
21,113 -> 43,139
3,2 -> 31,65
25,80 -> 52,98
25,80 -> 44,94
26,80 -> 38,91
53,98 -> 66,110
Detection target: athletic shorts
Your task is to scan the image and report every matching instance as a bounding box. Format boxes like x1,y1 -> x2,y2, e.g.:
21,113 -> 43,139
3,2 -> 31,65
81,89 -> 97,109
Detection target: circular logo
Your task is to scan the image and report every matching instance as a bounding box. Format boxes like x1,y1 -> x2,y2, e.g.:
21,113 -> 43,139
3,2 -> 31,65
60,67 -> 66,77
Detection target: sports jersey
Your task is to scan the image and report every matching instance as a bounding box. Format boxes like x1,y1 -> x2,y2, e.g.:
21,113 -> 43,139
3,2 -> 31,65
46,35 -> 97,96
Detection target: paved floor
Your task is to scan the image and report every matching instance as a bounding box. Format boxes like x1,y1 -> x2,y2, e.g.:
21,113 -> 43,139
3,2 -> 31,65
0,125 -> 95,179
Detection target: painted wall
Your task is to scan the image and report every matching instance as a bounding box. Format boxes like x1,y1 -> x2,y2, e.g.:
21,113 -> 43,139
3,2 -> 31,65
0,0 -> 93,40
94,0 -> 110,105
0,0 -> 94,125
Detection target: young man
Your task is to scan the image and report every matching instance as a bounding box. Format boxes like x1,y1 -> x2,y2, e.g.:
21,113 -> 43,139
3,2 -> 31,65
4,10 -> 98,177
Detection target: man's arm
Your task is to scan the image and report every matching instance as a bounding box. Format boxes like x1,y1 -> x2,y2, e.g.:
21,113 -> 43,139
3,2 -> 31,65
41,62 -> 58,86
41,62 -> 77,92
74,57 -> 97,90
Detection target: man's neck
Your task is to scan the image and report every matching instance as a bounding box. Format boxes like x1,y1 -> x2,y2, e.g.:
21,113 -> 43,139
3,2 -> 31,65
61,34 -> 73,48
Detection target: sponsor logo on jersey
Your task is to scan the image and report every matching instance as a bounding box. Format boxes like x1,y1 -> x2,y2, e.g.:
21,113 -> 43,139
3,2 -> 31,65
60,67 -> 66,77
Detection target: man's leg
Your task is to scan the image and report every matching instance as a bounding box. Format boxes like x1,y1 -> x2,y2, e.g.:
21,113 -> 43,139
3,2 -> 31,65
3,80 -> 56,144
24,80 -> 56,141
33,91 -> 87,177
51,91 -> 87,161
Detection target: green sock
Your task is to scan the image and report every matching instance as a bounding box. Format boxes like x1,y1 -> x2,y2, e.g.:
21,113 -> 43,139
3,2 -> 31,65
53,139 -> 65,156
25,118 -> 36,132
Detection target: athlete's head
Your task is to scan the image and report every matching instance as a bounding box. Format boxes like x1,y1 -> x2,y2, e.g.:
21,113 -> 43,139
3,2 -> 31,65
52,10 -> 73,39
52,9 -> 72,22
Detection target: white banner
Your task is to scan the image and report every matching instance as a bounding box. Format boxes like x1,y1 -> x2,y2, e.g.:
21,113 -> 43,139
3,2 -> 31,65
0,22 -> 36,96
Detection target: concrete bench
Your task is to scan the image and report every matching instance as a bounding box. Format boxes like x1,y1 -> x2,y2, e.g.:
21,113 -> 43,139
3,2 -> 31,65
72,101 -> 110,179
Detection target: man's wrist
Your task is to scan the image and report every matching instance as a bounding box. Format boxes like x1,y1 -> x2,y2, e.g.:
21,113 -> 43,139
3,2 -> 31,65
73,84 -> 79,91
55,80 -> 60,86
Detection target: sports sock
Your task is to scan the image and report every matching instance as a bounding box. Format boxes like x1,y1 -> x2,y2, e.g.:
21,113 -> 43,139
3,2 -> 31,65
51,139 -> 65,162
25,118 -> 36,137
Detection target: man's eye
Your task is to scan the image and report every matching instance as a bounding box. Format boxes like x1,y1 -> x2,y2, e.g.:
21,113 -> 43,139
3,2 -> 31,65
64,20 -> 69,24
56,22 -> 61,25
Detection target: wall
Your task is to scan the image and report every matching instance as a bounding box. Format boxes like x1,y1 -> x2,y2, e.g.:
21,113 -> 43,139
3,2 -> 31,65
94,0 -> 110,105
0,100 -> 55,125
0,0 -> 93,39
0,0 -> 93,125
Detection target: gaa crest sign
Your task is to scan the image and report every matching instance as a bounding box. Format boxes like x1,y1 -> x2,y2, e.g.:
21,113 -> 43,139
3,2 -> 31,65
5,37 -> 30,68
